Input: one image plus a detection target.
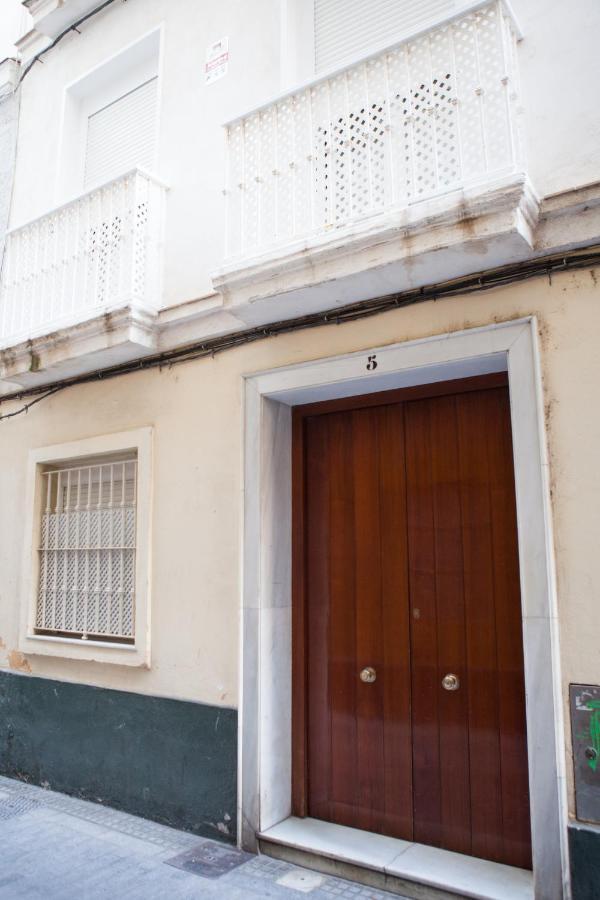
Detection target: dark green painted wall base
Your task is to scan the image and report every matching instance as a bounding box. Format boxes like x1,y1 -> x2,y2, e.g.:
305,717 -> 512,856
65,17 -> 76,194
0,670 -> 237,842
569,823 -> 600,900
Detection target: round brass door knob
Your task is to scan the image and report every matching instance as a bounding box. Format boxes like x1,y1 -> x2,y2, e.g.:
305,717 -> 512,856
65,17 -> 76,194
360,666 -> 377,684
442,673 -> 460,691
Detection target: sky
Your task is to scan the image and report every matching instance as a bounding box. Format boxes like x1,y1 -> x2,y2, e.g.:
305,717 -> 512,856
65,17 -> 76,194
0,0 -> 31,62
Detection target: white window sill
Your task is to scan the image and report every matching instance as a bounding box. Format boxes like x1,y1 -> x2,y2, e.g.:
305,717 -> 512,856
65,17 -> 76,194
20,633 -> 148,668
27,634 -> 137,651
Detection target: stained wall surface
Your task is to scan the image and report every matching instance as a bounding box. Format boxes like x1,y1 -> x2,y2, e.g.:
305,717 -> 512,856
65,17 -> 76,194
0,270 -> 599,820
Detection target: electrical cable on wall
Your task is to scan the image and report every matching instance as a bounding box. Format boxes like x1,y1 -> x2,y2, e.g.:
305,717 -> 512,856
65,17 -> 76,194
18,0 -> 123,85
1,244 -> 599,422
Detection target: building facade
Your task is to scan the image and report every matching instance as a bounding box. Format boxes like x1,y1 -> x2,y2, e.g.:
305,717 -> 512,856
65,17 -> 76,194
0,1 -> 599,898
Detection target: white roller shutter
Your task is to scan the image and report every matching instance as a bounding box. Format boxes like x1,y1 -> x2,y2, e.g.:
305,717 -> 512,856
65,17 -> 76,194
84,76 -> 158,189
314,0 -> 458,73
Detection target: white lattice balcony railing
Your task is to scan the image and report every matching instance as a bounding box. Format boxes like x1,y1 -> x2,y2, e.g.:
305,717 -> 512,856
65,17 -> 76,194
223,0 -> 522,262
0,169 -> 166,348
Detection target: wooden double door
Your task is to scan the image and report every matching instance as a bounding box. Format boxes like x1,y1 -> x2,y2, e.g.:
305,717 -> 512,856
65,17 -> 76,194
292,374 -> 532,870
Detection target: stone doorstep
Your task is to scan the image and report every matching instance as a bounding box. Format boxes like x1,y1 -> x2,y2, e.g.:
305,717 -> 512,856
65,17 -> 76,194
259,817 -> 534,900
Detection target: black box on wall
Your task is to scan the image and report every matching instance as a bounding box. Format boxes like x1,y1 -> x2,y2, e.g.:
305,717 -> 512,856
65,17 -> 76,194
570,684 -> 600,824
569,684 -> 600,900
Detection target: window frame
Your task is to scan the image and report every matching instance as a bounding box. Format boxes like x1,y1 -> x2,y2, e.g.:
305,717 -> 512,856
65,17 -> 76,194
82,73 -> 159,191
55,26 -> 162,202
19,428 -> 153,668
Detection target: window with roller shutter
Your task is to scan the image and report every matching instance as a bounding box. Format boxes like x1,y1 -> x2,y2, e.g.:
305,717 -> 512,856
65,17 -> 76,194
83,76 -> 158,190
314,0 -> 458,73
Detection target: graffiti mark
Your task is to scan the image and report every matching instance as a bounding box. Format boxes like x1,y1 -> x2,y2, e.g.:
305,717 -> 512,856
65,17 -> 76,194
586,700 -> 600,772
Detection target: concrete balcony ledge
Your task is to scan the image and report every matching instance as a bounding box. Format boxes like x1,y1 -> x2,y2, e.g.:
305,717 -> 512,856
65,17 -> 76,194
213,0 -> 530,324
18,1 -> 106,62
213,171 -> 540,326
0,303 -> 158,387
23,0 -> 106,39
0,168 -> 167,386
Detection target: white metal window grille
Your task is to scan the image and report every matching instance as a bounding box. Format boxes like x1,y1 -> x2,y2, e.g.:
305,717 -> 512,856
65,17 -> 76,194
224,0 -> 522,259
314,0 -> 457,73
84,76 -> 158,189
36,458 -> 137,643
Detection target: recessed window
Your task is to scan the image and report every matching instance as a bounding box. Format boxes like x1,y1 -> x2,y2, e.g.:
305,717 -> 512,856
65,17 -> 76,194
36,455 -> 138,644
59,29 -> 161,198
84,76 -> 158,189
20,428 -> 152,667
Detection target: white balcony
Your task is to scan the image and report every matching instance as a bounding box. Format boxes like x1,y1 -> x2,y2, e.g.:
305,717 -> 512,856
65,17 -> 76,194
0,169 -> 166,386
214,0 -> 538,323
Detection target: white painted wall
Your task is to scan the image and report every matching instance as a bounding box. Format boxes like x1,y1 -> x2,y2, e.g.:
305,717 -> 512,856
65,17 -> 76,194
0,79 -> 19,270
0,0 -> 31,60
10,0 -> 281,310
6,0 -> 600,315
513,0 -> 600,197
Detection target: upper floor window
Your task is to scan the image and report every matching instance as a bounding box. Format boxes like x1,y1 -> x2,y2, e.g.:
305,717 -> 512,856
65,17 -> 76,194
84,76 -> 158,189
59,28 -> 161,198
314,0 -> 458,72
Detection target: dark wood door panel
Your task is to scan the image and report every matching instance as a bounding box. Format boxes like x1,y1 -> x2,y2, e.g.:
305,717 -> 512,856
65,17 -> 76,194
405,394 -> 471,854
458,389 -> 530,869
303,406 -> 412,838
294,376 -> 531,868
456,390 -> 506,864
378,405 -> 413,839
327,410 -> 360,826
352,408 -> 386,834
304,414 -> 332,821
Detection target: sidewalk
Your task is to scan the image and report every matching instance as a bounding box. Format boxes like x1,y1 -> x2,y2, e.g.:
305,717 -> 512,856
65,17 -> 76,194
0,776 -> 402,899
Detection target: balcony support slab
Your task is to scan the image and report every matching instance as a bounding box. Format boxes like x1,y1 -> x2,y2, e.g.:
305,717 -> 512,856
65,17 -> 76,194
0,304 -> 158,387
212,173 -> 540,327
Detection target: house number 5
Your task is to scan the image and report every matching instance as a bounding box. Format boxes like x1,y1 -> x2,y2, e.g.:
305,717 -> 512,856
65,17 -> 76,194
366,354 -> 378,371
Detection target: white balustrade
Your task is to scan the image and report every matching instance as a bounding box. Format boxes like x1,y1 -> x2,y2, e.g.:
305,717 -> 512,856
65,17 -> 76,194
224,0 -> 522,260
0,169 -> 166,347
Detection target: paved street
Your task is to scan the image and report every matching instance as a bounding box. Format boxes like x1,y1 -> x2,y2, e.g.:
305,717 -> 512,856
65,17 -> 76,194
0,776 -> 401,899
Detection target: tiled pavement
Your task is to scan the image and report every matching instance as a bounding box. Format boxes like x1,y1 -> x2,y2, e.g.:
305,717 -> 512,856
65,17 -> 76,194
0,776 -> 403,899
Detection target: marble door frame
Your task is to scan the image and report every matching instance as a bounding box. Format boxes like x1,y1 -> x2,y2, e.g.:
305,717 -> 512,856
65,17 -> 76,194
240,317 -> 568,900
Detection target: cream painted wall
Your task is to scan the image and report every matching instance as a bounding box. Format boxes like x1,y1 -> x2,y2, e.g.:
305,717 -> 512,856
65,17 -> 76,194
7,0 -> 600,317
0,270 -> 599,774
